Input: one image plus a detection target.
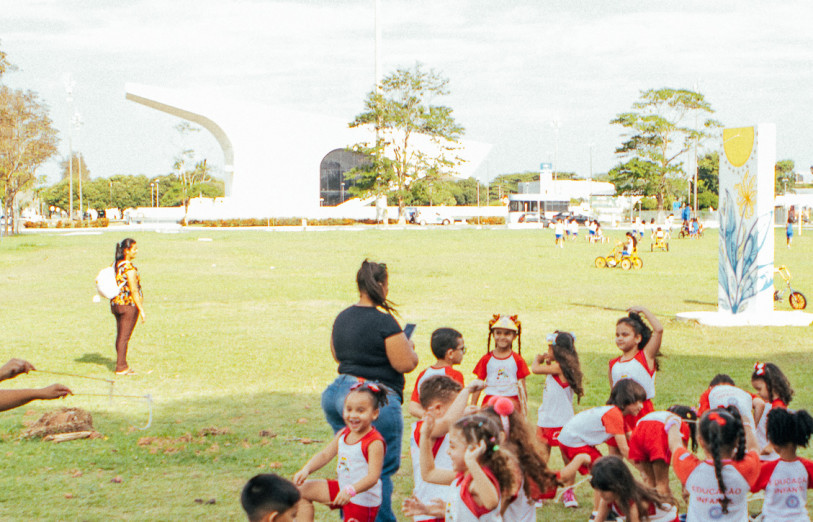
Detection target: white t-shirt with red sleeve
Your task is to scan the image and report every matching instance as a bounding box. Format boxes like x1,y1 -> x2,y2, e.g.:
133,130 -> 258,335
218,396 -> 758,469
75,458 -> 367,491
537,374 -> 574,428
557,405 -> 626,448
445,469 -> 502,522
609,349 -> 656,400
336,427 -> 386,508
472,351 -> 530,398
672,447 -> 760,521
409,421 -> 453,522
410,365 -> 465,404
752,457 -> 813,522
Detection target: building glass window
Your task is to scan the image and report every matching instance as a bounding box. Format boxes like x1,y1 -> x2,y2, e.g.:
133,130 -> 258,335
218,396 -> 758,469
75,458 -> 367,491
319,149 -> 370,206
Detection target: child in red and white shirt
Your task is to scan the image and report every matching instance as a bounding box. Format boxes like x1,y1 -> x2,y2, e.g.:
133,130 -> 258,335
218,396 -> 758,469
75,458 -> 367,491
668,406 -> 761,521
628,406 -> 696,496
471,315 -> 530,414
752,361 -> 794,456
295,383 -> 388,522
589,455 -> 678,522
408,327 -> 466,419
557,379 -> 647,514
697,374 -> 764,428
531,330 -> 584,463
405,375 -> 463,522
752,408 -> 813,522
609,306 -> 663,435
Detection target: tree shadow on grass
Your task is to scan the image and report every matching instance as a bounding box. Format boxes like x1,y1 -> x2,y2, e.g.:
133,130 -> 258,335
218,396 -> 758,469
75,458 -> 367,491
683,299 -> 716,307
75,352 -> 116,372
568,302 -> 630,313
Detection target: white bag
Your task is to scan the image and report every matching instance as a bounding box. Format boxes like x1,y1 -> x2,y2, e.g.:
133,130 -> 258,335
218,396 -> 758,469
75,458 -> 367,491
96,265 -> 124,299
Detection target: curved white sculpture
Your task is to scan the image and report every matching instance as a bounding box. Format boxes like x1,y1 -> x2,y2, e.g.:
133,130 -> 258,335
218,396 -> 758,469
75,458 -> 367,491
126,83 -> 491,218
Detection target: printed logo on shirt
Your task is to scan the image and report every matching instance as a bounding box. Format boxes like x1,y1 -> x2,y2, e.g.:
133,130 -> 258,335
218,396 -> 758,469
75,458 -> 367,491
496,368 -> 509,382
337,455 -> 350,472
709,506 -> 724,519
786,494 -> 801,509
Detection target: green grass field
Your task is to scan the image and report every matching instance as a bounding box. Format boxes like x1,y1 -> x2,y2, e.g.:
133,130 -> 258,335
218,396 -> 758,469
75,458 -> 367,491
0,226 -> 811,520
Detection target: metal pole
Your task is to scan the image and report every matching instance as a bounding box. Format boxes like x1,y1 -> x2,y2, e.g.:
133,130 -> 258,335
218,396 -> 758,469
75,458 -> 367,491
78,152 -> 83,219
156,180 -> 160,207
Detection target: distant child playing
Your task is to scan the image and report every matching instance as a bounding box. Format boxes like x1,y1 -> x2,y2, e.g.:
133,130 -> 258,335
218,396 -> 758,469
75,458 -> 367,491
531,331 -> 584,462
294,382 -> 388,522
408,328 -> 466,419
241,474 -> 300,522
471,315 -> 531,414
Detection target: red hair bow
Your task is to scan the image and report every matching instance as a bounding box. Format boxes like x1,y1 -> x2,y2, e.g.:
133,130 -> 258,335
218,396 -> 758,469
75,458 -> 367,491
350,381 -> 381,393
753,362 -> 765,376
708,412 -> 727,426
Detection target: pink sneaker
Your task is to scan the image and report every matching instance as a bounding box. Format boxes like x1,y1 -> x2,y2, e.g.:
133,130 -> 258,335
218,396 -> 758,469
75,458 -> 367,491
562,487 -> 578,508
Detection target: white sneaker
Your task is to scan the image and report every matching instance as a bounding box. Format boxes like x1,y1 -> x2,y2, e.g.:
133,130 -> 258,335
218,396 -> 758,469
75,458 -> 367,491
562,487 -> 578,508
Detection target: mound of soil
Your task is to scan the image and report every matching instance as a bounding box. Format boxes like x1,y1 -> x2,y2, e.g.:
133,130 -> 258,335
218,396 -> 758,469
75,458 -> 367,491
22,408 -> 95,439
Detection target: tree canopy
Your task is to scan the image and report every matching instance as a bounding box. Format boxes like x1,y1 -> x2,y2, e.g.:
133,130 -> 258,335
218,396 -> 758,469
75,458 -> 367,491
611,87 -> 720,211
347,63 -> 465,220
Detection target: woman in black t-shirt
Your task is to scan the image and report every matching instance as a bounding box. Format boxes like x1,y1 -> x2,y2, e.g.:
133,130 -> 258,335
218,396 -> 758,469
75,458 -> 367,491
321,260 -> 418,522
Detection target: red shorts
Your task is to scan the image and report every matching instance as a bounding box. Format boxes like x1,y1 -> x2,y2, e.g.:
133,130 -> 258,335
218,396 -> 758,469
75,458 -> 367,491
628,419 -> 670,463
536,426 -> 563,447
482,394 -> 520,408
327,480 -> 379,522
559,444 -> 602,475
528,470 -> 561,501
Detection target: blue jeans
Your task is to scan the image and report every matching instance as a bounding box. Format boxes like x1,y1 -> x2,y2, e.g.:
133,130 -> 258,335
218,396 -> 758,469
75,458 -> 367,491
322,374 -> 403,522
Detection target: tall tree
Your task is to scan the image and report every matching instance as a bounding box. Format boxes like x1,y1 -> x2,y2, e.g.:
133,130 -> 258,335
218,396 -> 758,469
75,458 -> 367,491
696,151 -> 719,209
348,64 -> 465,220
611,88 -> 720,211
775,159 -> 795,195
0,86 -> 59,235
59,153 -> 90,181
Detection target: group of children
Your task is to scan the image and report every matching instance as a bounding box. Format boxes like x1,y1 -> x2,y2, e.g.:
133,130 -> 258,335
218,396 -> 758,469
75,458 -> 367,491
553,218 -> 607,247
240,308 -> 812,521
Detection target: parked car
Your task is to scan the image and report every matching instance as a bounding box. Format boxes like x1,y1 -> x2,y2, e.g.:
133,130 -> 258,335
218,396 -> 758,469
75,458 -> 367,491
552,212 -> 595,225
416,210 -> 451,226
517,213 -> 552,227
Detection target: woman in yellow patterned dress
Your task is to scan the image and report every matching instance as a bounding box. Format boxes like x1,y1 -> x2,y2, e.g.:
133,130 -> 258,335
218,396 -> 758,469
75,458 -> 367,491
110,238 -> 145,375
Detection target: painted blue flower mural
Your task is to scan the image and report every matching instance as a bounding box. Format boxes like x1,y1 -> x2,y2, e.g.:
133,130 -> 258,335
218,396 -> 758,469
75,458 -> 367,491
718,188 -> 773,313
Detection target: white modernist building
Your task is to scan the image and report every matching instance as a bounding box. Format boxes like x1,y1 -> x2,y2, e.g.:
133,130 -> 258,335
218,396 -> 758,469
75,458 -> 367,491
125,83 -> 491,218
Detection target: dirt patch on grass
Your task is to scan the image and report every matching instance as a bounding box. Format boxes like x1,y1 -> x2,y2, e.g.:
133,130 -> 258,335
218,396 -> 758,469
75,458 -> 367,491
22,408 -> 96,439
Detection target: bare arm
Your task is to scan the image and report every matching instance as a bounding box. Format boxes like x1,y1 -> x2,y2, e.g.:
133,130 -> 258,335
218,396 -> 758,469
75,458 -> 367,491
613,433 -> 630,460
742,419 -> 760,453
0,385 -> 72,412
125,269 -> 146,321
384,333 -> 418,374
419,416 -> 456,485
594,497 -> 611,522
464,441 -> 500,511
293,432 -> 341,485
531,353 -> 562,375
332,439 -> 384,506
407,400 -> 425,419
0,359 -> 35,383
434,380 -> 485,438
628,306 -> 662,367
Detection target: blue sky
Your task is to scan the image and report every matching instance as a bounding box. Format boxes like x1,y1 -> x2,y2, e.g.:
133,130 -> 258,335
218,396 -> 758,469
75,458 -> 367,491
2,0 -> 811,185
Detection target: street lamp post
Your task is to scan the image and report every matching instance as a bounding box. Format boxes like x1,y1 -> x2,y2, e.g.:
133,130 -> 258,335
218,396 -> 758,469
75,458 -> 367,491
78,152 -> 83,219
155,179 -> 160,208
150,183 -> 154,207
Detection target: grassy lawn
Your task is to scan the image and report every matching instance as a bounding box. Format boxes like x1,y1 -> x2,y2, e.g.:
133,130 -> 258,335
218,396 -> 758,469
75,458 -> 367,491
0,225 -> 811,520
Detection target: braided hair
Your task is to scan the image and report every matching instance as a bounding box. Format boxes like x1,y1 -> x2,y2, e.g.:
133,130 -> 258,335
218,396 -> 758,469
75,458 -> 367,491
486,315 -> 522,355
699,407 -> 746,514
454,414 -> 516,502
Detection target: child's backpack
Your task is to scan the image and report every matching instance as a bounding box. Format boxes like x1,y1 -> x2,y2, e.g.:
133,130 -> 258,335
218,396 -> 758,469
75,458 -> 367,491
95,265 -> 123,299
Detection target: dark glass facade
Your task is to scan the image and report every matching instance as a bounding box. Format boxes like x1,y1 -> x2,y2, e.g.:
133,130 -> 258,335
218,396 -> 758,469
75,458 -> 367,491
319,149 -> 370,206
